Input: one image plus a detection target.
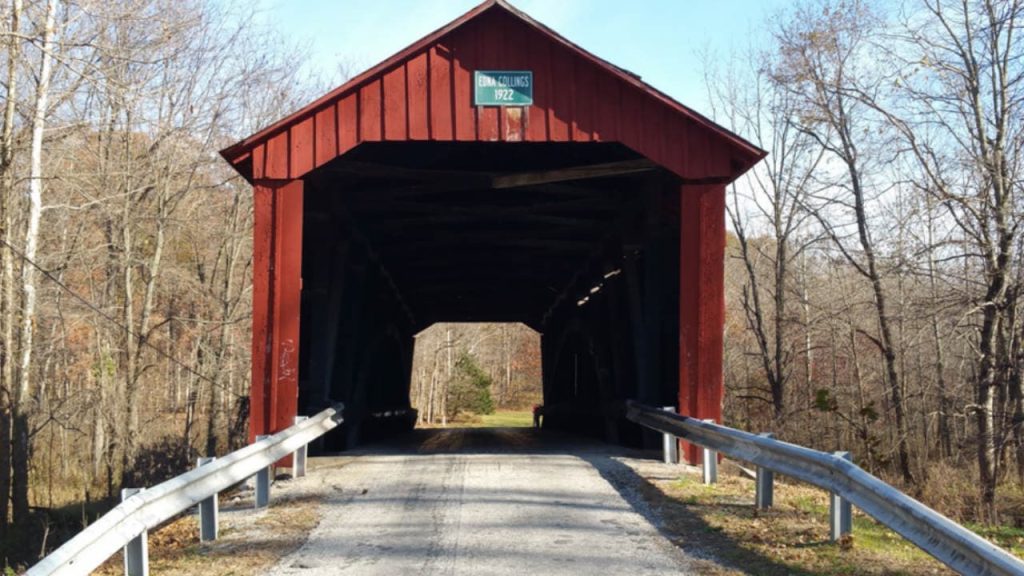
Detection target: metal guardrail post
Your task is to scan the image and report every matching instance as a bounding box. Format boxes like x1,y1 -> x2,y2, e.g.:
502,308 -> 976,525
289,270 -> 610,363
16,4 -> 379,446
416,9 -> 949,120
755,433 -> 775,509
701,420 -> 718,485
254,435 -> 271,508
662,406 -> 678,464
196,457 -> 218,541
293,416 -> 309,478
831,451 -> 853,541
120,488 -> 148,576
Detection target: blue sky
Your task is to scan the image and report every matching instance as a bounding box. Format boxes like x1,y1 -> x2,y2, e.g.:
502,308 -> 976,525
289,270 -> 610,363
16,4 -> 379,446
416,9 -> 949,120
255,0 -> 791,117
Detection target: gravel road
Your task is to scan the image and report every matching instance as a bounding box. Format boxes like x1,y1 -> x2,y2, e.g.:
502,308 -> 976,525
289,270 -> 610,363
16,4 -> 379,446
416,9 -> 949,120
267,427 -> 700,575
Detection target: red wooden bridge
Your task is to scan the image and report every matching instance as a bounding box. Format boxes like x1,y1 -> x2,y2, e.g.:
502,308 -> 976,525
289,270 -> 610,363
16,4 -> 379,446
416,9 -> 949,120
219,0 -> 765,462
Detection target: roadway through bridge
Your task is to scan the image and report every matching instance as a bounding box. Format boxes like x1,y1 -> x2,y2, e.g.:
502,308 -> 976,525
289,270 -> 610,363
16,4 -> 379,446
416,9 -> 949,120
268,427 -> 702,575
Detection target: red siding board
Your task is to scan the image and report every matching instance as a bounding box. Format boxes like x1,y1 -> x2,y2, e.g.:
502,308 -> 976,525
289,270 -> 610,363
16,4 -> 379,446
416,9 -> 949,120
265,131 -> 289,179
477,14 -> 501,142
360,79 -> 383,142
250,184 -> 274,441
272,179 -> 303,441
572,60 -> 594,142
383,65 -> 408,141
338,94 -> 358,154
548,41 -> 572,142
678,183 -> 725,464
289,116 -> 314,178
428,44 -> 454,140
451,28 -> 477,142
314,106 -> 337,168
407,52 -> 430,140
525,34 -> 550,142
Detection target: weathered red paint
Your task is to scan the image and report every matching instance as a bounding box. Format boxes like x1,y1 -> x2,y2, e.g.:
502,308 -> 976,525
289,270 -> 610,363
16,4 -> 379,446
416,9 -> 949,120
249,178 -> 303,456
222,0 -> 765,452
678,184 -> 726,464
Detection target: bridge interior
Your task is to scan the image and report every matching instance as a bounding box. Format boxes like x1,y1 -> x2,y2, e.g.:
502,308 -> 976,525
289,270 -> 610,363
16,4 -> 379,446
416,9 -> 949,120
298,141 -> 682,449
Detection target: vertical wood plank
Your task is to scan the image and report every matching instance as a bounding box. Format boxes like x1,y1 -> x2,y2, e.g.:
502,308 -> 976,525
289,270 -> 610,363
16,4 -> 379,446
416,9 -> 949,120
477,13 -> 500,142
678,183 -> 725,464
250,184 -> 275,442
620,83 -> 642,149
252,143 -> 266,180
272,179 -> 304,441
525,33 -> 550,142
383,65 -> 408,141
594,71 -> 620,142
265,131 -> 289,179
360,79 -> 383,142
572,60 -> 595,142
548,43 -> 572,142
429,43 -> 454,140
407,52 -> 430,140
314,105 -> 337,168
500,14 -> 527,142
451,27 -> 477,141
338,94 -> 358,154
289,116 -> 314,178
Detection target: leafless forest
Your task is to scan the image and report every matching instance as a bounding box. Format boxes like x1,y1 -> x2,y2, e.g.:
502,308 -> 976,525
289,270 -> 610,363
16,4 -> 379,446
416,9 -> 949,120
0,0 -> 1020,568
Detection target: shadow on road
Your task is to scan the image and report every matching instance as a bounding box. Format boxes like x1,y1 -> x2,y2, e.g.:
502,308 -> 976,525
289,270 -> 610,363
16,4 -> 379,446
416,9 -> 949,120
327,426 -> 809,575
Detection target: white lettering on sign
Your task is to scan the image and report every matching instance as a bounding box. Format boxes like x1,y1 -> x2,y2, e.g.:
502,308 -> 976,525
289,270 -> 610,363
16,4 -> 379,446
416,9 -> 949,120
476,74 -> 532,89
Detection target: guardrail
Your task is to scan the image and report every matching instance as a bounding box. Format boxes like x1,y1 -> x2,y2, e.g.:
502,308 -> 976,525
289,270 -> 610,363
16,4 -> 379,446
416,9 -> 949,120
26,404 -> 344,576
626,400 -> 1024,576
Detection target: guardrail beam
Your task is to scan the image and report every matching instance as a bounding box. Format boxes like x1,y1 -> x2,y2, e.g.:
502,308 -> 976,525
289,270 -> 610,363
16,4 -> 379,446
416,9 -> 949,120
196,457 -> 218,541
755,433 -> 774,509
121,488 -> 148,576
831,451 -> 853,541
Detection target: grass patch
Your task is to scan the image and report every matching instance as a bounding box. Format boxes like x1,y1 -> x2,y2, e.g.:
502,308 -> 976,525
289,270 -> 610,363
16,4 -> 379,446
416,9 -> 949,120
641,466 -> 958,575
470,410 -> 534,428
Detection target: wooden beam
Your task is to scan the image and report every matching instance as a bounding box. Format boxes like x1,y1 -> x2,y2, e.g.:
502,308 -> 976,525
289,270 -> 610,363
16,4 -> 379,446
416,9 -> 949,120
324,158 -> 658,191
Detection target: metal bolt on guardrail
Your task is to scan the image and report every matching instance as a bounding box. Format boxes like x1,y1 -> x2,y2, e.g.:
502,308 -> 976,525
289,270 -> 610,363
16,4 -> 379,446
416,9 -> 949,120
120,488 -> 148,576
830,451 -> 852,541
701,419 -> 718,485
755,433 -> 775,509
254,435 -> 272,509
661,406 -> 678,464
294,416 -> 309,478
196,457 -> 218,542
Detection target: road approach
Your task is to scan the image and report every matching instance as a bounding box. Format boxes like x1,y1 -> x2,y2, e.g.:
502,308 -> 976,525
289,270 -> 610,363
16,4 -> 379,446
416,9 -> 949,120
267,427 -> 700,575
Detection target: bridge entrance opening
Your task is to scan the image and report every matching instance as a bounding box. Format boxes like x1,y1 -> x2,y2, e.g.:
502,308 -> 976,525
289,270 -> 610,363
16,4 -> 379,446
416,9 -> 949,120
298,141 -> 684,450
220,0 -> 764,463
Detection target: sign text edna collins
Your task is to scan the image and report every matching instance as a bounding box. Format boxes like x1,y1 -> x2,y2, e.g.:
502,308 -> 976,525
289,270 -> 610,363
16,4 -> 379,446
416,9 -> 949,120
474,71 -> 533,106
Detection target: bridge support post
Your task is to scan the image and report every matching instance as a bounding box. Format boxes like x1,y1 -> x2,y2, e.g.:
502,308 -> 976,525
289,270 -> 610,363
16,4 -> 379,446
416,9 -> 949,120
678,184 -> 726,464
197,457 -> 218,541
831,451 -> 853,541
755,433 -> 775,509
121,488 -> 149,576
701,420 -> 718,485
293,416 -> 309,477
254,435 -> 272,508
661,407 -> 678,464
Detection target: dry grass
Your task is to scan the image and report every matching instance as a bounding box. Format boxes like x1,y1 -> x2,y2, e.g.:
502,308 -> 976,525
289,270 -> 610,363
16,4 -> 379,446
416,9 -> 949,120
92,491 -> 322,575
623,460 -> 1001,575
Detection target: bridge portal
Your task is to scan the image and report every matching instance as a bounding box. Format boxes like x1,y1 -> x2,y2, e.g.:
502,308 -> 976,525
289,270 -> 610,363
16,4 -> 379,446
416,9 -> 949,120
220,0 -> 764,462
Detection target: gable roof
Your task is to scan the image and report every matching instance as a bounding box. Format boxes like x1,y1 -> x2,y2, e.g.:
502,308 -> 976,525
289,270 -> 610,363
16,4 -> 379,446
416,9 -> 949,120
220,0 -> 766,183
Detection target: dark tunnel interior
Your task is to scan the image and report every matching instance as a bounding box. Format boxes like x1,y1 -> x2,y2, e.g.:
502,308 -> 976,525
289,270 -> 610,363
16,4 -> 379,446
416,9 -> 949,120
296,142 -> 683,450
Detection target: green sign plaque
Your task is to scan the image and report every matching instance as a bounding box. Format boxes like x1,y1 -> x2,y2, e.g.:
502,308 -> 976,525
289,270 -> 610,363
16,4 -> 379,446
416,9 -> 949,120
474,70 -> 533,106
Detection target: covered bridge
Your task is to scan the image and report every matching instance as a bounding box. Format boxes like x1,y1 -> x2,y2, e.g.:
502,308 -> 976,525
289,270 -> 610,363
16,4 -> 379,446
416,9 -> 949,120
220,0 -> 764,462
